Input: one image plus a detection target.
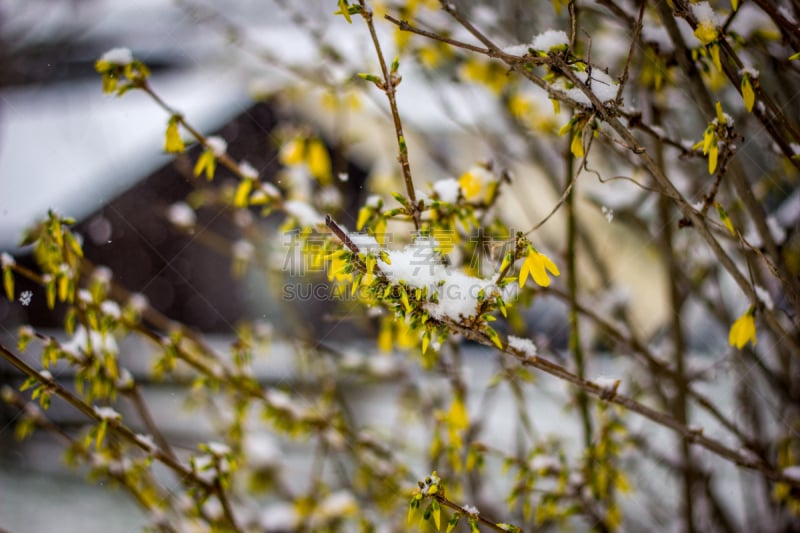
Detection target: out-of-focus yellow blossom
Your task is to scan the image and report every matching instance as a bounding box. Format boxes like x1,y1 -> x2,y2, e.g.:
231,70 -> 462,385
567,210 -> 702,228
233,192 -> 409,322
694,21 -> 718,45
279,138 -> 304,166
458,165 -> 496,203
193,150 -> 216,180
729,307 -> 756,348
460,57 -> 507,94
279,137 -> 332,184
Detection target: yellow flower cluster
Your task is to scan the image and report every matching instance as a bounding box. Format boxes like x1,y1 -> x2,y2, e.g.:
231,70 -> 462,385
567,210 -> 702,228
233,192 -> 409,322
279,136 -> 332,184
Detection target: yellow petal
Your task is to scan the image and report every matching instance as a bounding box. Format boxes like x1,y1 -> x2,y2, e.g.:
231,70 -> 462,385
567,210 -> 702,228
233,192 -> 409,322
742,76 -> 755,112
710,44 -> 722,72
374,218 -> 387,245
530,256 -> 552,287
518,256 -> 531,287
164,118 -> 184,153
193,150 -> 216,180
702,129 -> 714,154
541,253 -> 561,277
234,179 -> 253,208
356,206 -> 371,231
729,311 -> 756,348
279,138 -> 304,166
459,171 -> 482,200
715,101 -> 726,125
708,145 -> 718,174
307,139 -> 331,184
571,131 -> 585,158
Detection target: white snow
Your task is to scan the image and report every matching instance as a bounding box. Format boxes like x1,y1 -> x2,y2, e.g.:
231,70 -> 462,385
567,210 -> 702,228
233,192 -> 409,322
378,237 -> 498,321
594,376 -> 620,390
313,491 -> 357,521
239,160 -> 259,180
206,441 -> 231,456
205,136 -> 227,156
62,326 -> 119,356
99,47 -> 133,66
266,388 -> 295,412
754,285 -> 774,311
740,66 -> 759,79
507,335 -> 538,356
92,265 -> 113,285
347,232 -> 381,252
691,2 -> 721,26
39,370 -> 53,381
78,289 -> 93,304
532,30 -> 569,51
93,405 -> 121,421
1,252 -> 15,268
166,202 -> 196,229
641,25 -> 674,53
232,239 -> 255,261
128,292 -> 149,313
783,466 -> 800,482
284,200 -> 324,227
531,455 -> 560,471
261,182 -> 281,198
503,44 -> 530,56
367,354 -> 401,377
432,178 -> 461,203
244,432 -> 282,469
115,368 -> 134,389
135,433 -> 157,451
562,69 -> 618,105
767,216 -> 786,244
259,503 -> 299,531
463,504 -> 480,515
100,300 -> 121,320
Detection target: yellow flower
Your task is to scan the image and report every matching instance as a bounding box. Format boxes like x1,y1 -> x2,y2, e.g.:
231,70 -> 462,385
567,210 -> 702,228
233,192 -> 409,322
519,246 -> 560,288
459,170 -> 483,200
279,138 -> 304,166
164,117 -> 184,153
193,149 -> 216,180
327,251 -> 352,283
728,308 -> 756,349
694,22 -> 718,45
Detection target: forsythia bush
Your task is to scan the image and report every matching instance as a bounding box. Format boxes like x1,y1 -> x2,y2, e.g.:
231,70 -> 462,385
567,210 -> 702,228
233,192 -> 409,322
3,0 -> 800,531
